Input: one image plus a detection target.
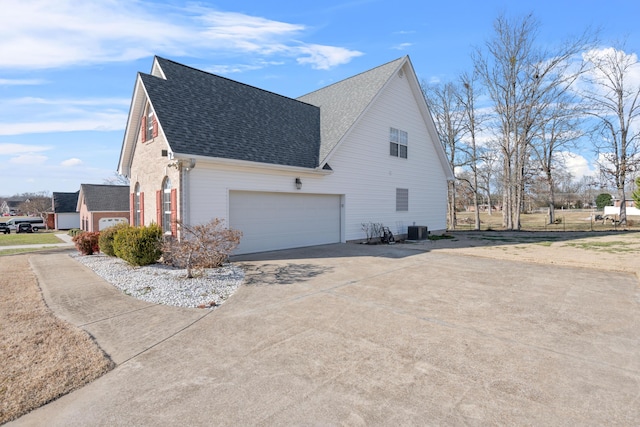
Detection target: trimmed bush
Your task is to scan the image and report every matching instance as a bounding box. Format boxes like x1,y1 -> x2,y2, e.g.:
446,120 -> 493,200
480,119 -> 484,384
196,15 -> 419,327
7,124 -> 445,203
72,232 -> 100,255
68,228 -> 82,237
98,223 -> 130,257
113,224 -> 163,266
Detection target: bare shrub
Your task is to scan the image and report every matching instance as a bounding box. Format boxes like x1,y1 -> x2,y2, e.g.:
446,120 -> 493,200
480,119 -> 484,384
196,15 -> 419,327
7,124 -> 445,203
162,218 -> 242,278
361,222 -> 384,243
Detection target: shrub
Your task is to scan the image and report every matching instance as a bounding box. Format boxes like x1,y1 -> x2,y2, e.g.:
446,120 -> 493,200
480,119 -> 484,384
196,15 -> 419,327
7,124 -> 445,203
98,223 -> 130,257
68,228 -> 82,237
72,232 -> 100,255
162,218 -> 242,278
113,224 -> 163,266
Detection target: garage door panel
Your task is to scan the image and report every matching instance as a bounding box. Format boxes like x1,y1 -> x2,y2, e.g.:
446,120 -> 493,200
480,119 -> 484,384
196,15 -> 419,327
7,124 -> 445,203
230,191 -> 340,254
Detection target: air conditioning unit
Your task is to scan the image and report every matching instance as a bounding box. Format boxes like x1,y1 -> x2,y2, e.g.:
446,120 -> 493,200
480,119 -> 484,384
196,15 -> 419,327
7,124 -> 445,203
407,225 -> 428,240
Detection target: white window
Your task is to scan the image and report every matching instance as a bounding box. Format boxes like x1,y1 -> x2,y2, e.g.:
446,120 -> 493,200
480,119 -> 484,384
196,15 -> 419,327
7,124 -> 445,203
134,183 -> 141,227
162,177 -> 172,233
390,128 -> 408,159
145,105 -> 155,141
396,188 -> 409,211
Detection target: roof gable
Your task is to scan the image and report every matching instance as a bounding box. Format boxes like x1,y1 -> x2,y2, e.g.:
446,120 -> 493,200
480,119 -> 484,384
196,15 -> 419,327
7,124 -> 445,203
140,57 -> 321,168
52,191 -> 79,213
79,184 -> 129,212
297,57 -> 406,163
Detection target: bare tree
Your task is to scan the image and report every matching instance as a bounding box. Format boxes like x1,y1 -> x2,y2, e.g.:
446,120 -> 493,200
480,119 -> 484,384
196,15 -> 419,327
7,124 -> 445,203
18,191 -> 52,229
423,81 -> 466,229
530,98 -> 584,223
474,13 -> 594,229
580,46 -> 640,225
103,172 -> 130,186
457,71 -> 485,230
477,150 -> 499,215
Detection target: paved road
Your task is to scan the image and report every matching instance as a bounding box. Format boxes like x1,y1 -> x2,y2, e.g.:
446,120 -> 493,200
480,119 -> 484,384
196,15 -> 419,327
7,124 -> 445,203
10,243 -> 640,426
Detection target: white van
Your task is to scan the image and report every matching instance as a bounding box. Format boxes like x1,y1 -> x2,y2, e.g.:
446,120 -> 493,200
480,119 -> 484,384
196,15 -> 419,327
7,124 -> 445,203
5,217 -> 46,232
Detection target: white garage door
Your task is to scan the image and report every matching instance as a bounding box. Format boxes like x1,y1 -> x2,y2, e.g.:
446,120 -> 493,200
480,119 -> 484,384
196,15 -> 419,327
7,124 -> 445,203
230,191 -> 341,254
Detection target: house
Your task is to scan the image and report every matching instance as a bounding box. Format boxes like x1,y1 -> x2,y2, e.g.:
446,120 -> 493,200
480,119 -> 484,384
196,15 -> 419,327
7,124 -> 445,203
118,56 -> 454,254
51,191 -> 80,230
1,198 -> 29,215
77,184 -> 130,232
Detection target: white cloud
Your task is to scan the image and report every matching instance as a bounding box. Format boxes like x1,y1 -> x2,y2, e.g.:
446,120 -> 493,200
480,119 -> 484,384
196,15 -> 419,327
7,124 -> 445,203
0,96 -> 128,135
61,158 -> 83,167
0,114 -> 126,136
0,143 -> 51,154
392,43 -> 413,51
559,151 -> 595,179
579,47 -> 640,98
0,0 -> 362,71
0,78 -> 46,85
10,154 -> 48,165
296,44 -> 364,70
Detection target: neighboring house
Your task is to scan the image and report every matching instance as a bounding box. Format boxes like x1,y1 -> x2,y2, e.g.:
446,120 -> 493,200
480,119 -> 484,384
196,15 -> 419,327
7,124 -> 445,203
77,184 -> 130,232
52,191 -> 80,230
1,198 -> 29,215
604,199 -> 640,216
118,56 -> 454,254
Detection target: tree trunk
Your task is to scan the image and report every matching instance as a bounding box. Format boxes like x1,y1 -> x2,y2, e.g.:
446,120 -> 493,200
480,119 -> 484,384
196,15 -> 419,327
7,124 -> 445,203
548,176 -> 556,224
448,181 -> 457,230
473,174 -> 481,230
618,187 -> 627,225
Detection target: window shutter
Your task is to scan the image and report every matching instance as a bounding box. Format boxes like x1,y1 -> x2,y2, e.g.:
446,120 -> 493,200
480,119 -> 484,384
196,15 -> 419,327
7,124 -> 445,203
170,188 -> 177,236
140,192 -> 145,225
156,190 -> 162,227
152,116 -> 158,138
129,193 -> 135,224
140,116 -> 147,142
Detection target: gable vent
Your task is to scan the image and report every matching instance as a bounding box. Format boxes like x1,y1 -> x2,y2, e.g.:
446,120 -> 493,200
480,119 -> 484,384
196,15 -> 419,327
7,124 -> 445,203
398,69 -> 404,78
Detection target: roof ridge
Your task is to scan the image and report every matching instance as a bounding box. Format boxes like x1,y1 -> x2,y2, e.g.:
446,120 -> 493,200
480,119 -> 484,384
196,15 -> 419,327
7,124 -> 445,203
153,56 -> 311,106
299,56 -> 406,98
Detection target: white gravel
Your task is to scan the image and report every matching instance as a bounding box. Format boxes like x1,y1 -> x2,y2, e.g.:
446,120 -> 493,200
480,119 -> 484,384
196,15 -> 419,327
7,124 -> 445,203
72,253 -> 245,309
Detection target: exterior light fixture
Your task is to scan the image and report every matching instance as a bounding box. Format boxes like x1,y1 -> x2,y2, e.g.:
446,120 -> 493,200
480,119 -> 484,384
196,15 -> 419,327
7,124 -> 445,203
295,177 -> 302,190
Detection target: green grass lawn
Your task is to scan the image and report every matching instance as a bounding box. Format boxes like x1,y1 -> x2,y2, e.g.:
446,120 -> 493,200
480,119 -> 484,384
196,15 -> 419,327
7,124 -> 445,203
0,232 -> 64,247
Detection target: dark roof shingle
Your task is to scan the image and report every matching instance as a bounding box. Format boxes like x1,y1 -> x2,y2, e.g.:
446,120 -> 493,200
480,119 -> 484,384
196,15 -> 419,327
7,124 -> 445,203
80,184 -> 129,212
142,57 -> 321,168
52,191 -> 79,213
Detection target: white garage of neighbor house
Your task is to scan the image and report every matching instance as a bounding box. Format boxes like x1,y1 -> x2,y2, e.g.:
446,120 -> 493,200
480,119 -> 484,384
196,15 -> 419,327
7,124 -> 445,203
118,55 -> 454,255
52,191 -> 80,230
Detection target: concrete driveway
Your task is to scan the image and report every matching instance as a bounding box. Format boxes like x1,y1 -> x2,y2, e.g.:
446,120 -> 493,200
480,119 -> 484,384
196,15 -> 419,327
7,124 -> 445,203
12,243 -> 640,426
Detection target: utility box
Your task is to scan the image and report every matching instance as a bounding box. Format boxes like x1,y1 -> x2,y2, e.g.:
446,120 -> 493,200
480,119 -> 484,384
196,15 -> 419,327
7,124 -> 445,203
408,225 -> 428,240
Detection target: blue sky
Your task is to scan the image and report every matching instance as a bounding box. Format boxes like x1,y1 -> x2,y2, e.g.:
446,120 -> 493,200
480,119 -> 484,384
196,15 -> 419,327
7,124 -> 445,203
1,0 -> 638,196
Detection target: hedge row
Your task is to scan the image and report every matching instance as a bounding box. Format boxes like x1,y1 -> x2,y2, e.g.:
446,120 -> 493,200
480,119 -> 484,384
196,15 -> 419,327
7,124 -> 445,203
73,224 -> 163,266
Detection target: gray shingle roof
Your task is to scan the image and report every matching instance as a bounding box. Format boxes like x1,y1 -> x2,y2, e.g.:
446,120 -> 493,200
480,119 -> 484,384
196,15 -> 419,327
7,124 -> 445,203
52,191 -> 79,213
80,184 -> 129,212
298,57 -> 406,162
141,57 -> 321,168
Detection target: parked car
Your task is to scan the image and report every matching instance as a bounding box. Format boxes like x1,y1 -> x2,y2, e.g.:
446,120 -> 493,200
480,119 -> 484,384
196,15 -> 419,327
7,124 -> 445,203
5,217 -> 45,232
16,223 -> 33,233
0,223 -> 10,234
